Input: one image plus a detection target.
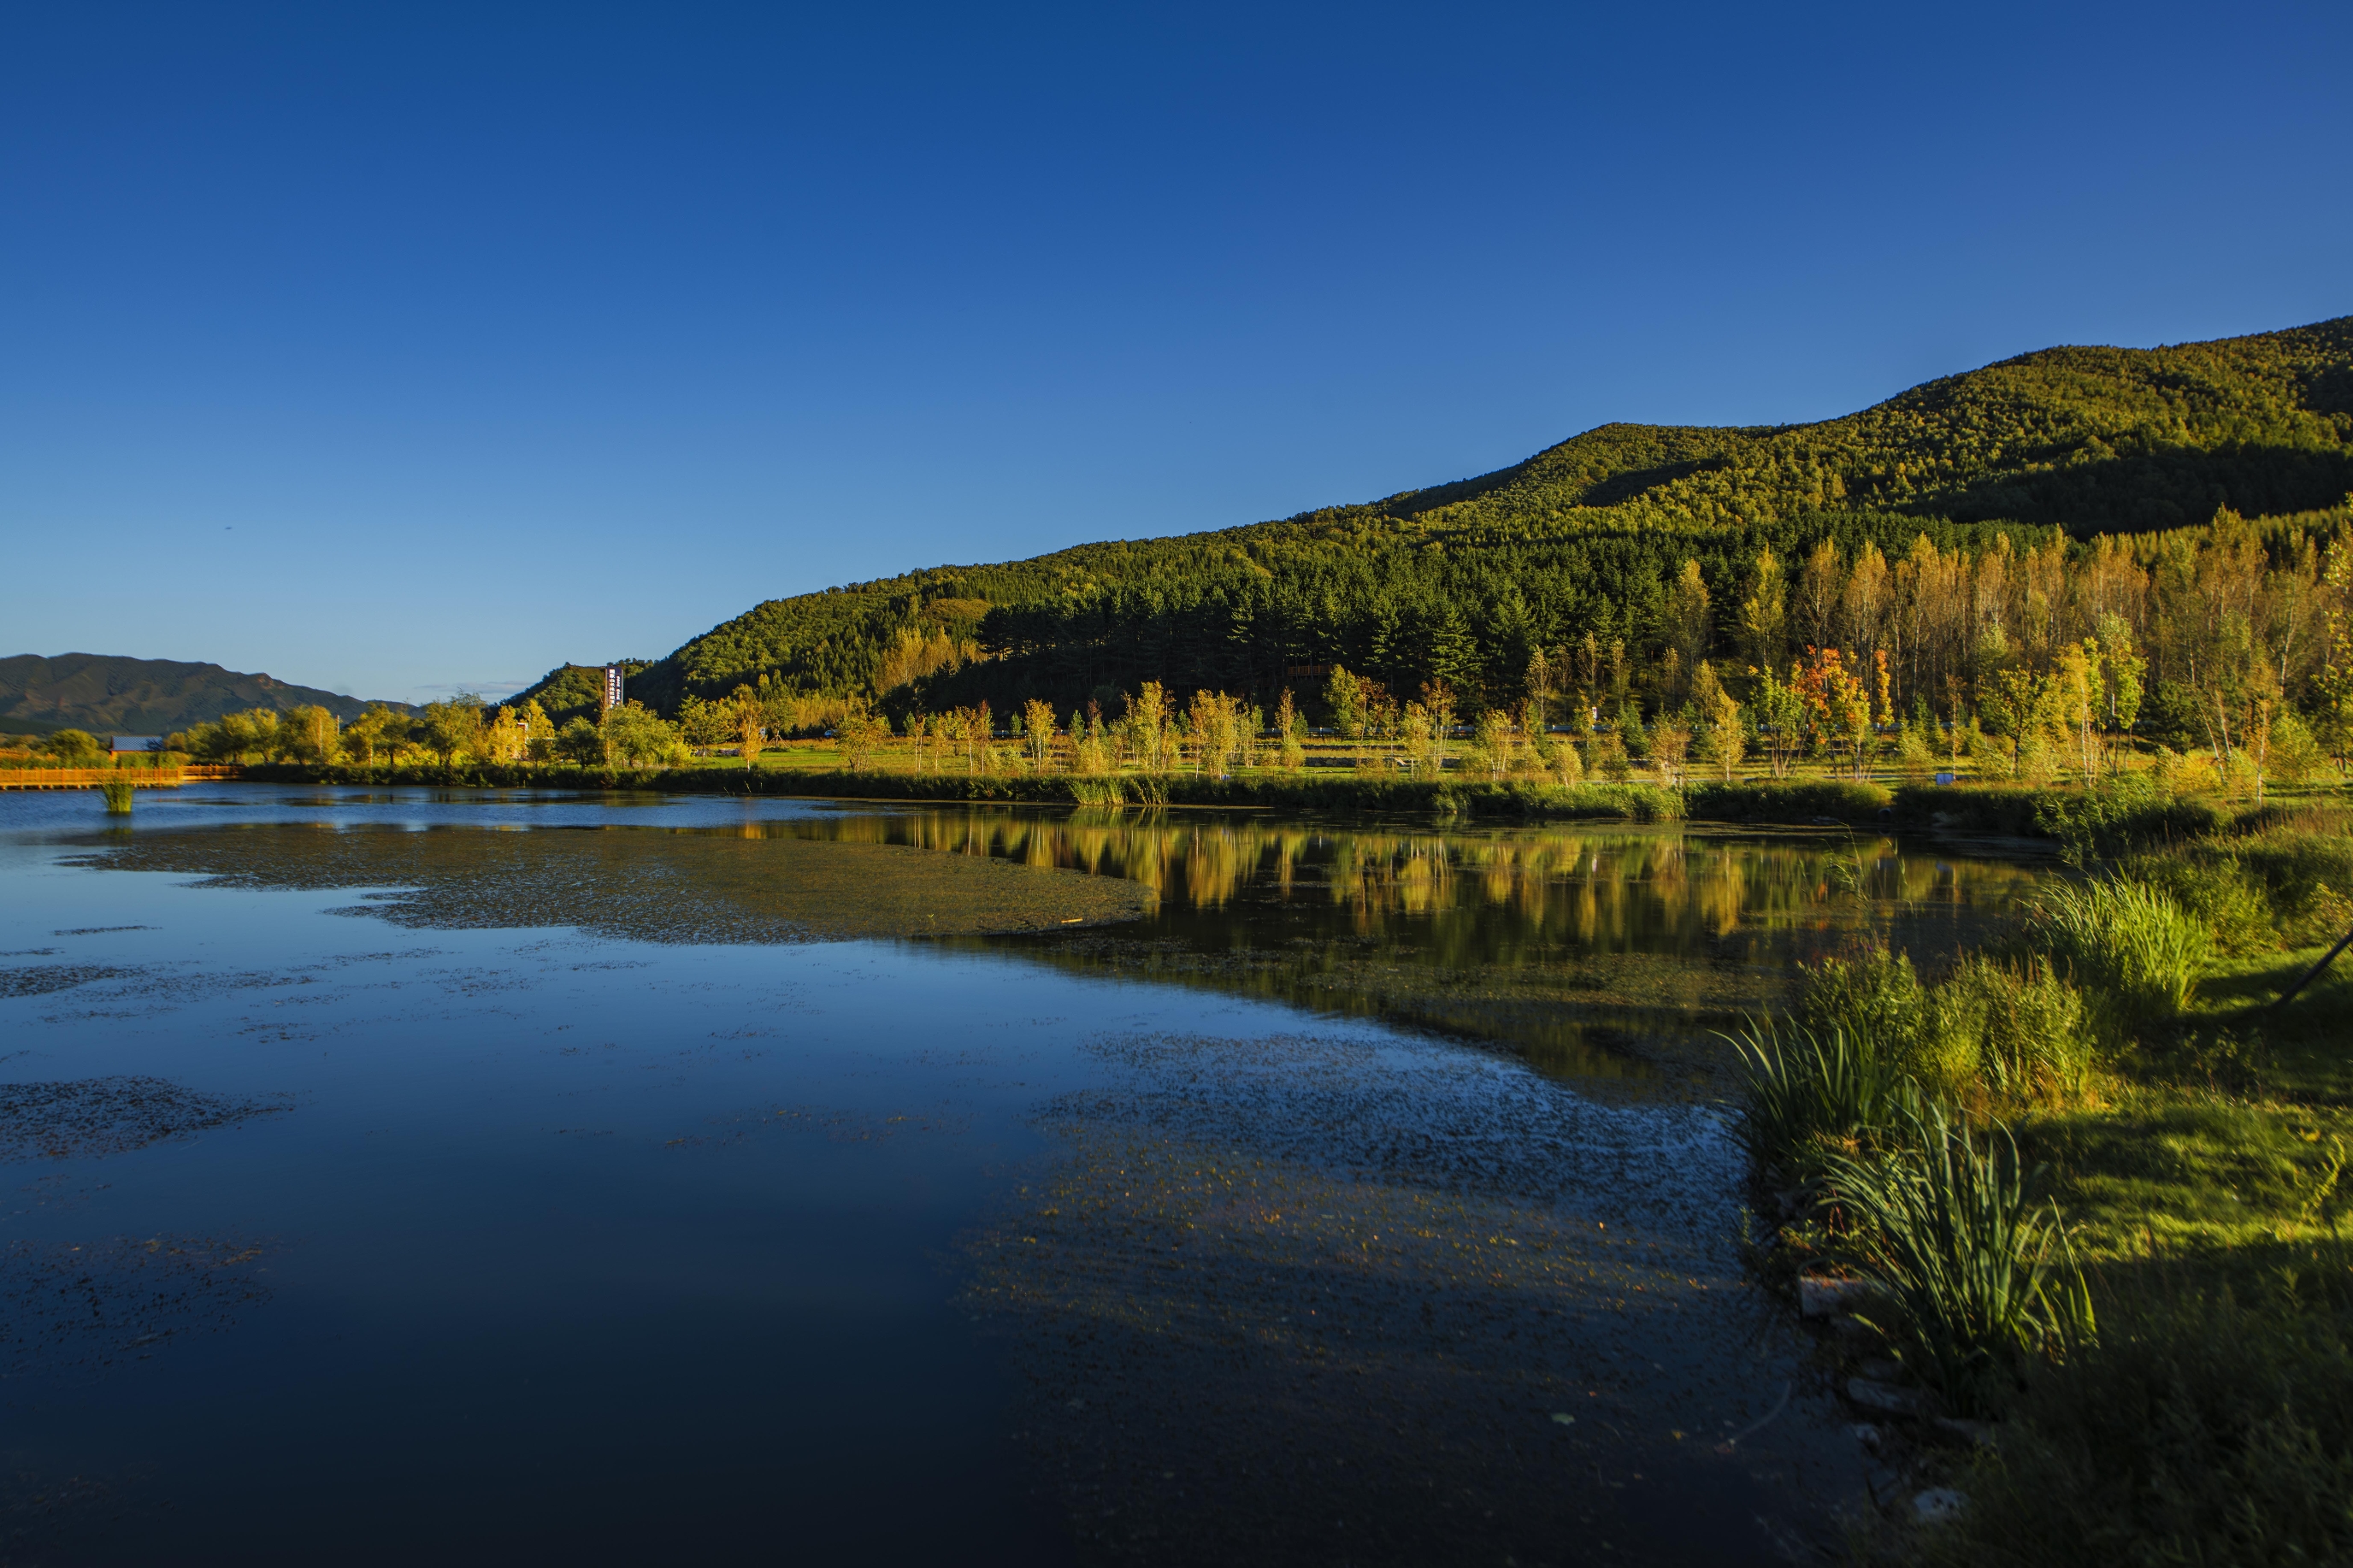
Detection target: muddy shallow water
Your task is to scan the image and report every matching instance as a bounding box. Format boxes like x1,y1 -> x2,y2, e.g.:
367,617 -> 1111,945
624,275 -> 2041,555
0,787 -> 2040,1565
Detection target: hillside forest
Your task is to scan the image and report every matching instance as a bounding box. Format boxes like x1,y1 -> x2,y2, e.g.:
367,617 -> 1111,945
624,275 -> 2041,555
483,318 -> 2353,778
150,498 -> 2353,802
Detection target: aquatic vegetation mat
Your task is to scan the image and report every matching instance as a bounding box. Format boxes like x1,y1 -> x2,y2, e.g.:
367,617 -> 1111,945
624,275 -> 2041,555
0,965 -> 128,1000
0,1076 -> 290,1164
0,1076 -> 285,1382
71,822 -> 1153,942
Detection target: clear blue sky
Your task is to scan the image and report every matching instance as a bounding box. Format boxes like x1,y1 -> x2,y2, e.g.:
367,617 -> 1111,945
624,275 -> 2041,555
5,3 -> 2348,704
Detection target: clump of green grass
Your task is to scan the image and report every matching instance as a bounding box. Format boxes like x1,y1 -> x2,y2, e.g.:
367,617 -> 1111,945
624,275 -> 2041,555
2116,849 -> 2279,957
1685,778 -> 1890,823
2019,876 -> 2212,1027
1819,1099 -> 2094,1417
2226,816 -> 2353,946
99,776 -> 136,814
1725,1017 -> 1906,1181
1799,946 -> 2099,1111
1797,943 -> 1924,1046
1931,955 -> 2098,1107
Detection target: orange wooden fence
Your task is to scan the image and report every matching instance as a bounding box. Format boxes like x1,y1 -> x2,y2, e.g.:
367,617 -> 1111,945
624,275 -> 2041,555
0,765 -> 243,790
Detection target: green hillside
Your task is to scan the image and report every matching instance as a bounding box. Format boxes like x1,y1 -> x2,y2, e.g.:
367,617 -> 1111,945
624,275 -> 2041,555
0,653 -> 416,740
528,315 -> 2353,726
507,660 -> 660,729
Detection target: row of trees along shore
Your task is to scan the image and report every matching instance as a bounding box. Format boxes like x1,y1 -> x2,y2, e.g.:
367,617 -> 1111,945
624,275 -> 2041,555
159,510 -> 2353,796
174,654 -> 2344,807
169,697 -> 687,769
3,729 -> 187,767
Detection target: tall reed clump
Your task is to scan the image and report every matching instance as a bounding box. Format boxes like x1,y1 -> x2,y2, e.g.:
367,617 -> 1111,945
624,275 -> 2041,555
100,776 -> 137,814
1725,1017 -> 1907,1182
2116,849 -> 2279,956
1066,776 -> 1128,807
1817,1099 -> 2094,1416
1927,956 -> 2098,1108
1798,946 -> 2099,1112
2019,877 -> 2212,1028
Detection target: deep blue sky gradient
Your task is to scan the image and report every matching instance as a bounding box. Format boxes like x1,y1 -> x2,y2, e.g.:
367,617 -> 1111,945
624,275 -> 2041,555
5,3 -> 2349,701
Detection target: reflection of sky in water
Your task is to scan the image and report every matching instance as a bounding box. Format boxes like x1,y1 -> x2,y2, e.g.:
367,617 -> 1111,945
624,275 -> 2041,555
0,789 -> 2046,1563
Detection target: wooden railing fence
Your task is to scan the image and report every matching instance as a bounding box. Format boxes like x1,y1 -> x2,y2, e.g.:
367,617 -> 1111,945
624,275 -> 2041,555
0,766 -> 243,790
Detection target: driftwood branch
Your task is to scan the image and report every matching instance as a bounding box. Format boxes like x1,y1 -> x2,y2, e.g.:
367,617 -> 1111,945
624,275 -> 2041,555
2271,925 -> 2353,1011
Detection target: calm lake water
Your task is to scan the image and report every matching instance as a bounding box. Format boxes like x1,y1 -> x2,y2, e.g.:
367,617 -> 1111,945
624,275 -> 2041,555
0,787 -> 2042,1565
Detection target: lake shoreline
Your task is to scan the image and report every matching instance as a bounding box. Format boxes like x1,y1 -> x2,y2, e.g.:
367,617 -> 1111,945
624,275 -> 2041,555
223,760 -> 2116,839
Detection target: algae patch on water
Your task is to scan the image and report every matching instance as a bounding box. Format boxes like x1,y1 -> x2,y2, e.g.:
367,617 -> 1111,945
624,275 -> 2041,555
0,965 -> 130,1000
0,1076 -> 286,1382
72,823 -> 1153,943
0,1076 -> 289,1164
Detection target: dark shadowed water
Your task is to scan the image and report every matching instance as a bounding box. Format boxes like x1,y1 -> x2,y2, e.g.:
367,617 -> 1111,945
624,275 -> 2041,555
0,787 -> 2041,1565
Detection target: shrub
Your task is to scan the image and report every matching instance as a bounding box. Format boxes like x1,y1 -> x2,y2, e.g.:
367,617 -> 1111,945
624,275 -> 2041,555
1893,781 -> 2044,835
2297,882 -> 2353,950
44,728 -> 103,763
99,776 -> 136,814
2019,877 -> 2212,1027
2032,782 -> 2224,861
1798,946 -> 1925,1059
2227,820 -> 2353,945
2018,732 -> 2061,787
2158,746 -> 2222,798
1819,1100 -> 2094,1417
2266,710 -> 2330,785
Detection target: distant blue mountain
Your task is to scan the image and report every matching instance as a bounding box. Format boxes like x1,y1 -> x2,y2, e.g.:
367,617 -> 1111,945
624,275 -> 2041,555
0,653 -> 414,738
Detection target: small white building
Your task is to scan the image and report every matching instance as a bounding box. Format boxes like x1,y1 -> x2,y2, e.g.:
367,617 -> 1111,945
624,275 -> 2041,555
111,736 -> 162,753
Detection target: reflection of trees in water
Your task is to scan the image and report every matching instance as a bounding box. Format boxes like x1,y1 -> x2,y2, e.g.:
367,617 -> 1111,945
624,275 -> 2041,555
769,810 -> 2041,964
83,821 -> 1147,942
781,807 -> 2044,1083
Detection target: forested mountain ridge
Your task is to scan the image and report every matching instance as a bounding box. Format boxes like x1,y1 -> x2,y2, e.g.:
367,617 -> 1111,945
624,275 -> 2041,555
532,315 -> 2353,728
1365,314 -> 2351,537
0,654 -> 415,738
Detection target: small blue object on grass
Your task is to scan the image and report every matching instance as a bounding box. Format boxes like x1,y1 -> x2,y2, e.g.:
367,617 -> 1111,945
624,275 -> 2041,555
1935,771 -> 1955,786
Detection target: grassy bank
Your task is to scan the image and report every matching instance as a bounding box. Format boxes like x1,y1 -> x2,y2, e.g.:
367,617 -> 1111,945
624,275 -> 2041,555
1891,780 -> 2231,858
1734,799 -> 2353,1561
242,760 -> 1707,819
230,759 -> 2337,843
234,760 -> 1943,825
